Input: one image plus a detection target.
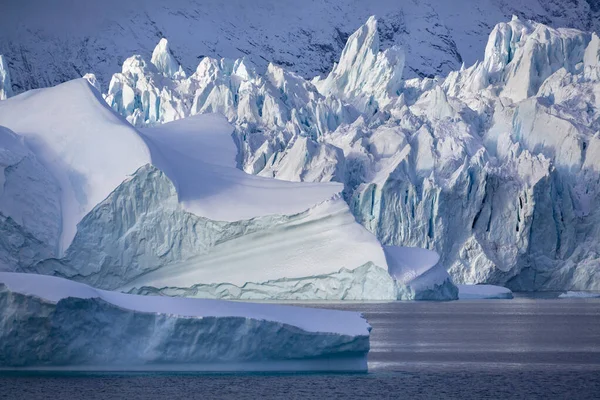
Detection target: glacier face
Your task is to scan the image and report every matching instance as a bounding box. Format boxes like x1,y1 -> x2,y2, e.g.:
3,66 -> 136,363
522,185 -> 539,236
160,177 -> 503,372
100,15 -> 600,291
0,272 -> 370,371
1,0 -> 599,95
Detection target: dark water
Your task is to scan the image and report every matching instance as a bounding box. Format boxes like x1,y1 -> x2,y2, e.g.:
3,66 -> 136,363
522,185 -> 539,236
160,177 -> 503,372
1,298 -> 599,399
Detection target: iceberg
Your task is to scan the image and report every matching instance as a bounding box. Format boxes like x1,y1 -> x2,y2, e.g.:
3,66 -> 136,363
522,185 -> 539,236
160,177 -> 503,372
457,284 -> 513,300
0,272 -> 370,371
0,76 -> 456,300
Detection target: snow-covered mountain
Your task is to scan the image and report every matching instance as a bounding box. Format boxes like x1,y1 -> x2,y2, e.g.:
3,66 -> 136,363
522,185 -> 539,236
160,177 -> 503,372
0,0 -> 598,94
99,15 -> 600,292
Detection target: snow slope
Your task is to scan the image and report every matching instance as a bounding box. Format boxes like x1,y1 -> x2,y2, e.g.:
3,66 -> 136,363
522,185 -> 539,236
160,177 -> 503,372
102,15 -> 600,292
0,272 -> 370,371
0,0 -> 598,95
139,115 -> 342,221
0,79 -> 152,254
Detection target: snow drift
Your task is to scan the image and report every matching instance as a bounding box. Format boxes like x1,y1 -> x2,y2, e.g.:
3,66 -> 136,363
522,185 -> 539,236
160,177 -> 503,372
0,272 -> 370,371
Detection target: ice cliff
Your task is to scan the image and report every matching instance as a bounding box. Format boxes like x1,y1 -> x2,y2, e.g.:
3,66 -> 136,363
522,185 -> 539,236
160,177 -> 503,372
101,15 -> 600,292
0,272 -> 370,371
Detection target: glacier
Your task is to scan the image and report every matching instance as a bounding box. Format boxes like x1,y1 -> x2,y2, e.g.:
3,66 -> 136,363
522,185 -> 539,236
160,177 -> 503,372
0,77 -> 455,300
0,272 -> 370,371
97,15 -> 600,292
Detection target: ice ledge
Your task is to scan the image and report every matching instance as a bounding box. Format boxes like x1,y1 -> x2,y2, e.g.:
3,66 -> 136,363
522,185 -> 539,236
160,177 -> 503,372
0,273 -> 370,371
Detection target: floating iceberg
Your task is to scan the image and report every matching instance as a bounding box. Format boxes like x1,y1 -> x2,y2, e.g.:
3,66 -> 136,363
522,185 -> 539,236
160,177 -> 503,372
457,284 -> 513,300
0,272 -> 370,371
0,77 -> 455,300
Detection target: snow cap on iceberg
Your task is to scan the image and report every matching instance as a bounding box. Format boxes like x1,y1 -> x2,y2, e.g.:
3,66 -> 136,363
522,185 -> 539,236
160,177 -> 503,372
151,38 -> 186,79
314,16 -> 405,114
0,55 -> 13,100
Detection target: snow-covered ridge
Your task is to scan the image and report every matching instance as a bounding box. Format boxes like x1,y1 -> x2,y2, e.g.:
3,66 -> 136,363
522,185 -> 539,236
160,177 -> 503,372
100,15 -> 600,292
0,272 -> 370,371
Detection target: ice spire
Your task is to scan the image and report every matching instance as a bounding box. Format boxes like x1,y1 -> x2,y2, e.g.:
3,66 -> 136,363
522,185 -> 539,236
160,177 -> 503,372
151,38 -> 186,79
314,16 -> 405,114
584,33 -> 600,81
0,55 -> 13,100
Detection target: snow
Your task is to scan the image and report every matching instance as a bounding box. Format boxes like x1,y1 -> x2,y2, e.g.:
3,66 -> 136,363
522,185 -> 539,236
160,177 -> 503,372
457,284 -> 513,299
0,272 -> 370,371
139,114 -> 343,221
0,79 -> 152,254
0,272 -> 369,335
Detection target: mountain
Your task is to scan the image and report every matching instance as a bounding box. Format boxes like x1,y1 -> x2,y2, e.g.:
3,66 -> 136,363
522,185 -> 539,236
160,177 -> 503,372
101,15 -> 600,292
0,0 -> 598,94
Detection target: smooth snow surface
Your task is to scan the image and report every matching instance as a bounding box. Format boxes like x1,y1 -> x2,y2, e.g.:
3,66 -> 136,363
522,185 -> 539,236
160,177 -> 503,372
0,79 -> 152,254
140,115 -> 342,221
0,272 -> 370,371
457,284 -> 513,299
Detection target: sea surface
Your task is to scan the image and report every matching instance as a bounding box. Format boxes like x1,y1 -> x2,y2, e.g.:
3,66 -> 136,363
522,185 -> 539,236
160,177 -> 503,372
1,297 -> 599,399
